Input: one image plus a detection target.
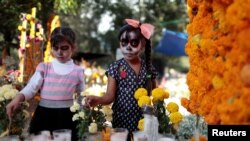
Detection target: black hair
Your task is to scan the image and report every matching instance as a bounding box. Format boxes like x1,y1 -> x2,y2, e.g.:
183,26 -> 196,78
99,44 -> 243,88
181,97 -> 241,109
50,26 -> 76,49
118,22 -> 153,93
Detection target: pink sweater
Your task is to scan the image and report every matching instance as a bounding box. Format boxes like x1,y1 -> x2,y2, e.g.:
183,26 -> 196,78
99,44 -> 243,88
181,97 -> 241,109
37,62 -> 84,100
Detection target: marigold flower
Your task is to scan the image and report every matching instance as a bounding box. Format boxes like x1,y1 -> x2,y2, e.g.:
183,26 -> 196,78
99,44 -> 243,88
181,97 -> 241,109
185,0 -> 250,124
212,75 -> 224,89
134,88 -> 148,100
137,118 -> 144,130
166,102 -> 179,113
138,95 -> 151,107
151,87 -> 165,101
169,112 -> 183,124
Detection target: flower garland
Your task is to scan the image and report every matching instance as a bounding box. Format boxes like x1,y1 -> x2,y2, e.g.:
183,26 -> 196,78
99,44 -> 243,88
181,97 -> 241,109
182,0 -> 250,124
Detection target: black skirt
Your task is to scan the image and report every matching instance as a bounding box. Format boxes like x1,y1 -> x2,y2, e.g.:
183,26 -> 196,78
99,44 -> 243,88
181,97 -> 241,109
29,105 -> 78,141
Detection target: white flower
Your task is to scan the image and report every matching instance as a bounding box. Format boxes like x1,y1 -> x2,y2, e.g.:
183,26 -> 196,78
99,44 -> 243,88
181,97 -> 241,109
22,109 -> 30,119
72,114 -> 80,121
101,106 -> 113,116
70,101 -> 80,112
0,97 -> 4,102
105,115 -> 113,122
4,89 -> 18,100
78,111 -> 85,119
88,122 -> 98,133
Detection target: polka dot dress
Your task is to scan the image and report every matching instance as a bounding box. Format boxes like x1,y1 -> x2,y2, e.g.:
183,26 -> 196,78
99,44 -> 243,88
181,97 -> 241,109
106,58 -> 157,133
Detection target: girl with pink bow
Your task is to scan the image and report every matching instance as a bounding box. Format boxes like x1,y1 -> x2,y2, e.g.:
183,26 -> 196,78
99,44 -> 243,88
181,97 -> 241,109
85,19 -> 158,140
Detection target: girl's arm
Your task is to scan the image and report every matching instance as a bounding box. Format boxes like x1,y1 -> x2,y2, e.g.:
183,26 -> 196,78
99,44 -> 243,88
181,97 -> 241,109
20,71 -> 44,100
86,76 -> 116,107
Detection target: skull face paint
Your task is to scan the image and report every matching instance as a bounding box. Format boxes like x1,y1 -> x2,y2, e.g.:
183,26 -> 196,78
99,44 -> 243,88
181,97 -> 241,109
119,31 -> 144,61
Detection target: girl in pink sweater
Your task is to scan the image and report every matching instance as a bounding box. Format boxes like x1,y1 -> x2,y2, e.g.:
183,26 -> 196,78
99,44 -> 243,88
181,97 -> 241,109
6,27 -> 85,141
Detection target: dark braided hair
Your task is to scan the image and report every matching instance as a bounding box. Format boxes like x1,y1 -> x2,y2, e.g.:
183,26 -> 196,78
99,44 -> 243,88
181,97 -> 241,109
118,23 -> 153,94
144,39 -> 153,94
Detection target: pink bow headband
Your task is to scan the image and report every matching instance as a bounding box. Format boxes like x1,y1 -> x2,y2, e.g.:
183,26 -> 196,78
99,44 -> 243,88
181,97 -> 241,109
125,19 -> 155,40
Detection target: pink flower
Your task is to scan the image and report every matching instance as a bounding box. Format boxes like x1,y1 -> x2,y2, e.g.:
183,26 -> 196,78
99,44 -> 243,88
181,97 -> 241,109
120,70 -> 126,78
119,65 -> 126,78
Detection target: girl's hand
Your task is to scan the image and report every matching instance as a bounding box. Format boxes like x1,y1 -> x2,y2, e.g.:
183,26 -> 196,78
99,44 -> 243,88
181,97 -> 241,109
6,94 -> 25,119
85,96 -> 100,107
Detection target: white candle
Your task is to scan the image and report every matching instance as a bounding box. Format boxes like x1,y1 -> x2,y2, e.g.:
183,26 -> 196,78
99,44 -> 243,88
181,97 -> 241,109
110,132 -> 128,141
158,137 -> 175,141
53,129 -> 71,141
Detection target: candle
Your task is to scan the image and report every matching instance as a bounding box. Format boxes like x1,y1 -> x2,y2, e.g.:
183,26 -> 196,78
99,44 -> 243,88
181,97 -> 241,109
53,129 -> 71,141
133,131 -> 148,141
110,128 -> 128,141
110,132 -> 128,141
158,137 -> 175,141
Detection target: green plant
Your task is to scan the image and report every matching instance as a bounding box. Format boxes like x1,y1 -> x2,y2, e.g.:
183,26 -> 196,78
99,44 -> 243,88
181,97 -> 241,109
154,101 -> 172,134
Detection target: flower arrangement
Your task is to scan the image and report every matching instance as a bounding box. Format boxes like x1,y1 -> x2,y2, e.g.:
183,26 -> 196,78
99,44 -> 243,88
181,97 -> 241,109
182,0 -> 250,124
134,87 -> 183,134
70,93 -> 113,139
0,84 -> 29,137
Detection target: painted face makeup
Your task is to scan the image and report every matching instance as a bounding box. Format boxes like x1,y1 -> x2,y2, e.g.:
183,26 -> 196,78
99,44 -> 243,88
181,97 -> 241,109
119,31 -> 144,61
52,41 -> 73,63
120,38 -> 140,47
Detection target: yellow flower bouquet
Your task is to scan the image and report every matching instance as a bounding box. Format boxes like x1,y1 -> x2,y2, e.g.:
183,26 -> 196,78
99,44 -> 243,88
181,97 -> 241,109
134,87 -> 183,134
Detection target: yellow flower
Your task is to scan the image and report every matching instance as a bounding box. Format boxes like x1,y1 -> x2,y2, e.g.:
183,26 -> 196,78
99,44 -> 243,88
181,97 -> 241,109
138,95 -> 151,107
166,102 -> 179,113
134,88 -> 148,100
151,87 -> 165,101
137,118 -> 144,130
169,112 -> 183,124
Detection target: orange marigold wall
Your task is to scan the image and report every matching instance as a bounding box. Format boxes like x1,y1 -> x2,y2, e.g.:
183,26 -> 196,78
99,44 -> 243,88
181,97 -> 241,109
182,0 -> 250,124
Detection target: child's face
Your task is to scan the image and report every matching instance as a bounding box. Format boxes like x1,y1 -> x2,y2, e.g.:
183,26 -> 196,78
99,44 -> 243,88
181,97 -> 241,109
119,31 -> 144,61
51,40 -> 74,63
